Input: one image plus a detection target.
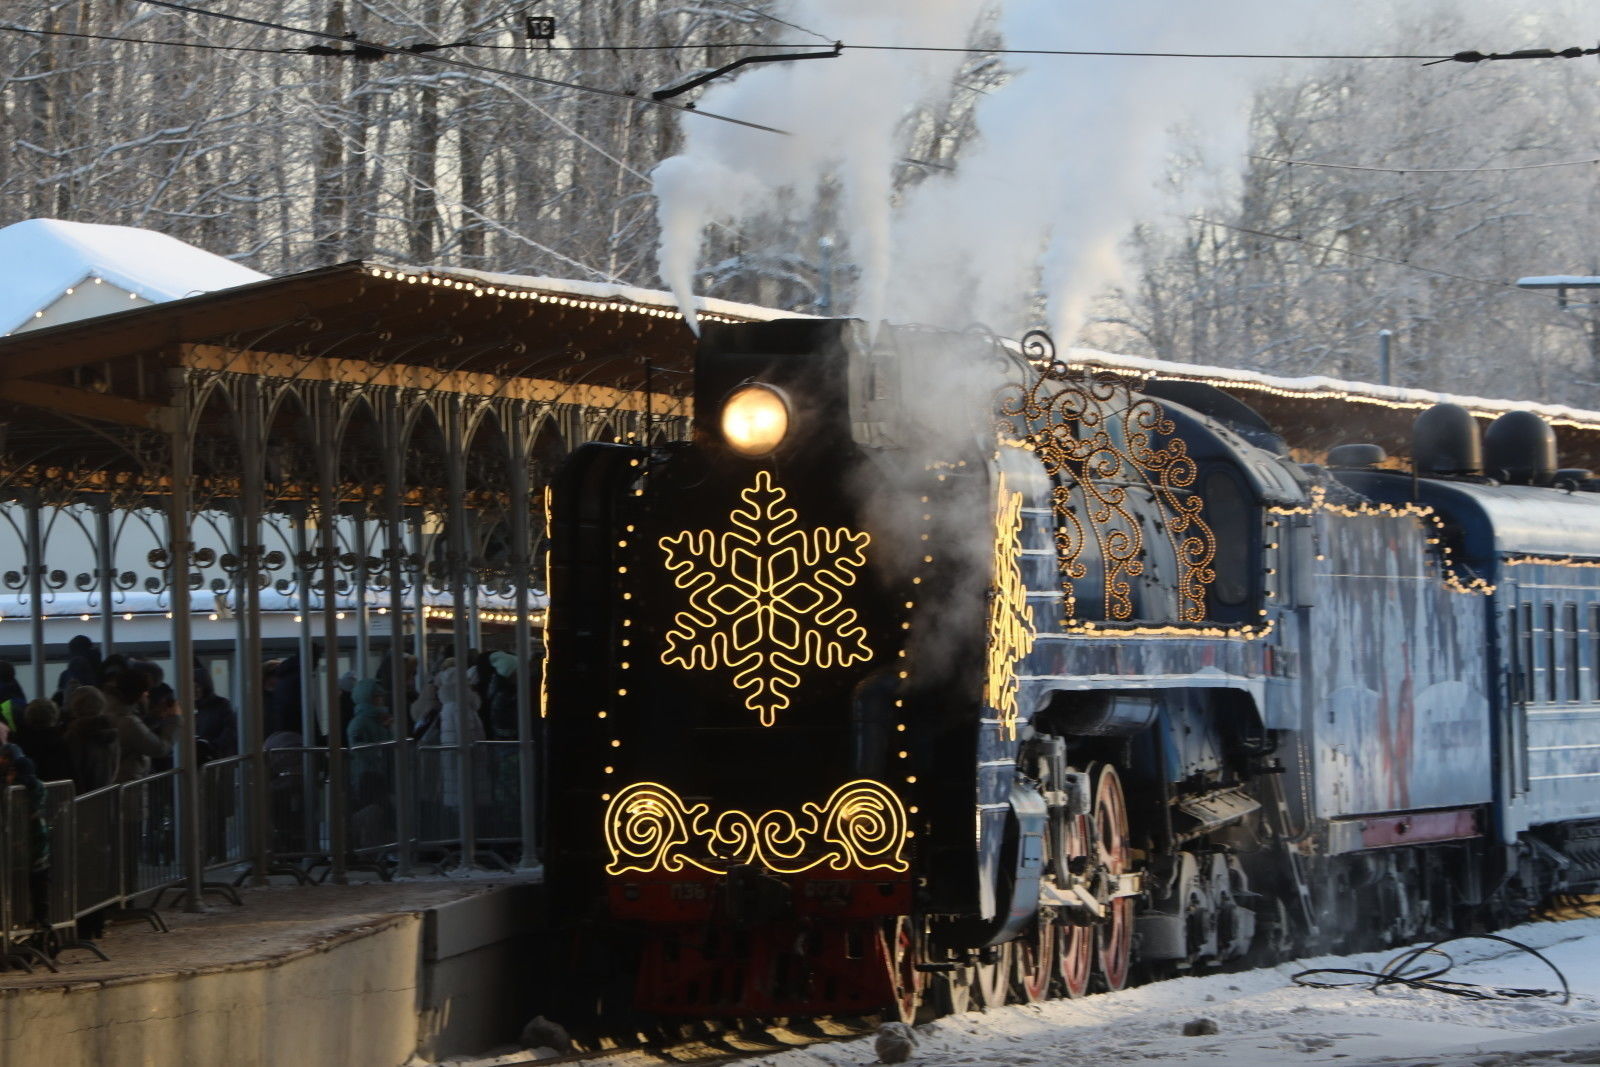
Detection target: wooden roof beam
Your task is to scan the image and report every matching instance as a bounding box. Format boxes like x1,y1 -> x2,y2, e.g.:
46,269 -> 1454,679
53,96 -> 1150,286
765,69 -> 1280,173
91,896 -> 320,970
0,378 -> 168,430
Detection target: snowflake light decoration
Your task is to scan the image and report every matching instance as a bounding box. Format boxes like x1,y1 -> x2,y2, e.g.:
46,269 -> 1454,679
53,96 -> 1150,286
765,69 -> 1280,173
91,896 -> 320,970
659,470 -> 873,726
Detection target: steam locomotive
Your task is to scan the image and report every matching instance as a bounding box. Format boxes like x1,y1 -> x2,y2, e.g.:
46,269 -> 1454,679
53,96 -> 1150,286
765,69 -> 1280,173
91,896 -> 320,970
543,319 -> 1600,1022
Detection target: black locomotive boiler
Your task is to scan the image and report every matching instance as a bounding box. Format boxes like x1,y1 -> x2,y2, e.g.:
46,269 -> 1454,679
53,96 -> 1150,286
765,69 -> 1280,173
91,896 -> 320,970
543,319 -> 1600,1021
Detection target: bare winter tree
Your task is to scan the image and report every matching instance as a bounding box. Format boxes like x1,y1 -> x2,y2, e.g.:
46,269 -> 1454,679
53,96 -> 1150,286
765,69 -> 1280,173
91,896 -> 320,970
0,0 -> 797,282
1092,19 -> 1600,407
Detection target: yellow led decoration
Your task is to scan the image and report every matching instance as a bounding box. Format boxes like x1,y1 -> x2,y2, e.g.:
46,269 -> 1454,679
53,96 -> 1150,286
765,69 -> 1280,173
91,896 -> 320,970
997,337 -> 1217,624
603,779 -> 910,875
985,471 -> 1038,740
1268,487 -> 1494,595
539,485 -> 554,718
659,469 -> 873,726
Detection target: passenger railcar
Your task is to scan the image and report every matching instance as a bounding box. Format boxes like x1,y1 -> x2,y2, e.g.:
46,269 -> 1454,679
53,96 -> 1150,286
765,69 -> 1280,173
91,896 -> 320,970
542,319 -> 1600,1022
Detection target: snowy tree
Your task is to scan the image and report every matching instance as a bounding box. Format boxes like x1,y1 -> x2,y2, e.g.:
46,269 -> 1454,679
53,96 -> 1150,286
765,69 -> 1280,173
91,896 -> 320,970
1092,19 -> 1600,406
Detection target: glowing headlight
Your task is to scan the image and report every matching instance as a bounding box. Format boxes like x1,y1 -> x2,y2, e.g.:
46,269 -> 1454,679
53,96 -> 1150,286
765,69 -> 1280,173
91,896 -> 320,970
721,384 -> 790,457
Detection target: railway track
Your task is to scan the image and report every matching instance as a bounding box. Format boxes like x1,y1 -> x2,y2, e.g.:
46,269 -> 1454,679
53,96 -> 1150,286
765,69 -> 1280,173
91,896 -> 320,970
446,900 -> 1596,1067
448,1016 -> 880,1067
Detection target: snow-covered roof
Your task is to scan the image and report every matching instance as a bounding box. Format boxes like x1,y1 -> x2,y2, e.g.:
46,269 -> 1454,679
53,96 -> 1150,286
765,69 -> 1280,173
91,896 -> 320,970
1060,344 -> 1600,432
420,263 -> 811,324
0,218 -> 268,336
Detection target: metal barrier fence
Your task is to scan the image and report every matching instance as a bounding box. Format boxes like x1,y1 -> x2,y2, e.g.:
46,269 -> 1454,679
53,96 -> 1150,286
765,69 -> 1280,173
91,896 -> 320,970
0,735 -> 531,971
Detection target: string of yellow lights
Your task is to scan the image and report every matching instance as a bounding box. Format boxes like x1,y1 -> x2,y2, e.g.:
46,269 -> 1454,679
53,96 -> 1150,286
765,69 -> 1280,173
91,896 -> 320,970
362,266 -> 748,325
1268,486 -> 1495,595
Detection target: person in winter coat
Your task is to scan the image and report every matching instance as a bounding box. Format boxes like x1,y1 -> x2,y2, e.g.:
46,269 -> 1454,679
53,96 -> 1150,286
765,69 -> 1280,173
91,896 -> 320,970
193,668 -> 237,760
431,663 -> 485,814
105,671 -> 176,783
13,698 -> 73,784
346,679 -> 393,792
62,686 -> 119,792
0,741 -> 50,925
486,650 -> 520,739
0,660 -> 26,731
54,635 -> 101,700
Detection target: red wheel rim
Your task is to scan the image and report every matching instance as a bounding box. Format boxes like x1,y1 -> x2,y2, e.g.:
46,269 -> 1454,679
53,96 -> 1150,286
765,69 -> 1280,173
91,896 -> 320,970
1015,919 -> 1055,1002
1094,764 -> 1133,991
888,917 -> 923,1023
1057,812 -> 1095,997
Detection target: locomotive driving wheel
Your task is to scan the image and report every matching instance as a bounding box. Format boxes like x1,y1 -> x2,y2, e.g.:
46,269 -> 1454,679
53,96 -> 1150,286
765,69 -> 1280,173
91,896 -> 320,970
1057,809 -> 1095,998
1013,917 -> 1056,1003
886,916 -> 925,1023
973,943 -> 1011,1010
1093,763 -> 1134,991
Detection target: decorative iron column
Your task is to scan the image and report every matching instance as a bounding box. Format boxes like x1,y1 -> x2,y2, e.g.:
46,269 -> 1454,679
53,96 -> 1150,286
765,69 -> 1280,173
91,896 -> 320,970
96,497 -> 115,657
165,370 -> 204,912
24,492 -> 44,699
444,398 -> 477,866
354,510 -> 371,679
235,376 -> 270,883
505,402 -> 538,868
382,396 -> 414,876
316,400 -> 349,884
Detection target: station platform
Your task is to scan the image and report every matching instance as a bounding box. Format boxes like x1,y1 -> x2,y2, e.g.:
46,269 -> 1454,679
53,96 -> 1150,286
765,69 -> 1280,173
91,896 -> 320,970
0,871 -> 546,1067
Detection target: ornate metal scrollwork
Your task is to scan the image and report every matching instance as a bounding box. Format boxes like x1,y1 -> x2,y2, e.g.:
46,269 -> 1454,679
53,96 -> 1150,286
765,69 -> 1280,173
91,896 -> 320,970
997,330 -> 1217,623
603,778 -> 910,875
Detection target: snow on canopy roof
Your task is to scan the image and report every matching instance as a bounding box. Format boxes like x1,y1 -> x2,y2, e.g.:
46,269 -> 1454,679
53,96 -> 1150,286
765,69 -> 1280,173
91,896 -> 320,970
1059,343 -> 1600,432
418,263 -> 811,324
0,218 -> 267,336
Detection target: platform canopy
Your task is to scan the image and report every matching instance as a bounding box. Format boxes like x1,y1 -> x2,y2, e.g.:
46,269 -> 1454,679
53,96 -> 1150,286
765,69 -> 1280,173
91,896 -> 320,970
0,220 -> 785,897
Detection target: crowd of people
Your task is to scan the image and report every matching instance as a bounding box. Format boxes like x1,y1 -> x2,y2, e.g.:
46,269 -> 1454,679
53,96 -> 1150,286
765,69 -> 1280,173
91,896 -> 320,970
0,636 -> 539,797
0,636 -> 539,951
0,635 -> 239,799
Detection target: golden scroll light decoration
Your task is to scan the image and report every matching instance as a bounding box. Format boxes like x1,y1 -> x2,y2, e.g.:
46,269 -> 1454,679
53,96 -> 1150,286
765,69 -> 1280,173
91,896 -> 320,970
659,470 -> 873,726
998,331 -> 1217,624
604,778 -> 911,875
985,471 -> 1037,740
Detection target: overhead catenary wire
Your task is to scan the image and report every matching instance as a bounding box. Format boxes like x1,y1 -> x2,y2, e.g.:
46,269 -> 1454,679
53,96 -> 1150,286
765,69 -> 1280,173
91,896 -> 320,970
10,18 -> 1589,69
1251,153 -> 1600,175
0,21 -> 304,54
1188,215 -> 1580,306
126,0 -> 788,135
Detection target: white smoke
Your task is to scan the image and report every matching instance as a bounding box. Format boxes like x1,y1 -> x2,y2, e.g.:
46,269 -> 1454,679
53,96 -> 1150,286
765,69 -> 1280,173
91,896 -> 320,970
651,0 -> 989,333
654,0 -> 1595,341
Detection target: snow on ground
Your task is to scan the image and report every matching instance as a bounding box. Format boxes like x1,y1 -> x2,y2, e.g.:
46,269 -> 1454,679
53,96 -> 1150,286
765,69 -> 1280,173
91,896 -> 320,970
761,917 -> 1600,1067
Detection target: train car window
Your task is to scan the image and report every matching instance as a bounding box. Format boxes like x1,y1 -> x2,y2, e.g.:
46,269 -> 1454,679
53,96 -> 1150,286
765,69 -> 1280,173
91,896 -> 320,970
1202,469 -> 1251,609
1546,603 -> 1558,704
1567,603 -> 1581,702
1592,604 -> 1600,701
1520,602 -> 1534,705
1508,607 -> 1522,703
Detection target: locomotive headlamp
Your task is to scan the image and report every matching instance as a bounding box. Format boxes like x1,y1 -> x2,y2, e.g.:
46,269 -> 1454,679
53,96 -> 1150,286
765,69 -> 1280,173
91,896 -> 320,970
721,383 -> 790,457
